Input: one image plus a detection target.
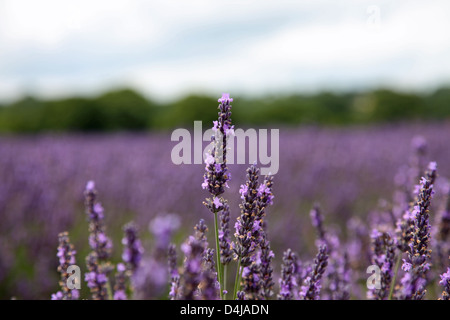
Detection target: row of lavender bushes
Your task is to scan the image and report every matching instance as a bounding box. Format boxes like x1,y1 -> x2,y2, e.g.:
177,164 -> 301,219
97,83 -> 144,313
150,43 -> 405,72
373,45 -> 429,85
50,94 -> 450,300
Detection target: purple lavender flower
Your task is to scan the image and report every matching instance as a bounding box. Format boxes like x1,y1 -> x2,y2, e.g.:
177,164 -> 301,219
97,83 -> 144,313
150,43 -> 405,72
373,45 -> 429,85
368,231 -> 395,300
52,232 -> 78,300
85,252 -> 109,300
51,291 -> 64,300
218,201 -> 233,265
168,243 -> 181,300
113,263 -> 127,300
259,236 -> 275,300
310,204 -> 326,243
236,291 -> 247,300
122,222 -> 144,274
242,263 -> 261,300
180,236 -> 205,300
309,204 -> 349,300
199,248 -> 220,300
149,213 -> 181,259
400,163 -> 436,300
299,245 -> 329,300
133,214 -> 181,300
435,181 -> 450,269
200,95 -> 234,300
84,181 -> 113,300
254,175 -> 274,239
233,165 -> 261,268
277,249 -> 298,300
84,181 -> 112,261
194,219 -> 209,245
202,93 -> 233,197
439,268 -> 450,300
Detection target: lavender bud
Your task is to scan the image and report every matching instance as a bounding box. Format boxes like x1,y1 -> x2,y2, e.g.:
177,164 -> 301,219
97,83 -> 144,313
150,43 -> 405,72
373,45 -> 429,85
113,263 -> 127,300
122,222 -> 144,274
168,243 -> 181,300
85,252 -> 110,300
219,201 -> 233,265
439,268 -> 450,300
234,165 -> 260,267
202,93 -> 233,197
236,291 -> 247,300
299,245 -> 329,300
400,164 -> 436,300
278,249 -> 298,300
84,181 -> 112,261
180,236 -> 205,300
368,231 -> 395,300
242,262 -> 262,300
310,203 -> 326,243
259,237 -> 275,300
53,232 -> 78,300
199,248 -> 220,300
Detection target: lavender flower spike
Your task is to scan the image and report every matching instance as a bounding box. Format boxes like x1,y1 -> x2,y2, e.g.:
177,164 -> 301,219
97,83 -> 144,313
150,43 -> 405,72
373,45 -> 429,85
368,231 -> 395,300
242,262 -> 261,300
310,203 -> 326,244
219,201 -> 233,265
400,162 -> 436,300
202,93 -> 233,197
277,249 -> 298,300
122,222 -> 144,274
52,232 -> 79,300
84,180 -> 113,300
84,181 -> 112,261
168,244 -> 181,300
180,236 -> 205,300
234,165 -> 261,268
202,94 -> 234,300
200,248 -> 220,300
113,263 -> 127,300
85,252 -> 109,300
439,268 -> 450,300
259,236 -> 275,300
299,245 -> 329,300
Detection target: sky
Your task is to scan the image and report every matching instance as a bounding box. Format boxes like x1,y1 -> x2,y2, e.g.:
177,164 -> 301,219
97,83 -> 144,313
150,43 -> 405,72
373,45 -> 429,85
0,0 -> 450,103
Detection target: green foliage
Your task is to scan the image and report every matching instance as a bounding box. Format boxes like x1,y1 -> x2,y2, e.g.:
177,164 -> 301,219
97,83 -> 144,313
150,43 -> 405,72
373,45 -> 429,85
0,87 -> 449,132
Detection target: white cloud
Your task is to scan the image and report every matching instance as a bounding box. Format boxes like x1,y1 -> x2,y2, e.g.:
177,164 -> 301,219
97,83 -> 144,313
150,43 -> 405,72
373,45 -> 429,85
0,0 -> 449,102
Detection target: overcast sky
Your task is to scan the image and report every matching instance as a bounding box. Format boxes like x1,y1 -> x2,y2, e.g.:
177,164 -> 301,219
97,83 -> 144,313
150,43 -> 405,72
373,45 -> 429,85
0,0 -> 449,102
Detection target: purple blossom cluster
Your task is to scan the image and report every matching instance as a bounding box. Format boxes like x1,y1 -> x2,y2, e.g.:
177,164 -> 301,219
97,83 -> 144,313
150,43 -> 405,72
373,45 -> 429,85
168,244 -> 181,300
399,163 -> 436,300
278,249 -> 298,300
367,230 -> 395,300
180,235 -> 207,300
122,222 -> 144,273
84,181 -> 114,300
299,245 -> 329,300
201,93 -> 234,198
218,201 -> 233,265
51,232 -> 79,300
439,268 -> 450,300
113,263 -> 127,300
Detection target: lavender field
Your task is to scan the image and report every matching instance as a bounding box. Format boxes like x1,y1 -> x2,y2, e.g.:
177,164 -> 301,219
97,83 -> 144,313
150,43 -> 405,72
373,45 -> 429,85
1,121 -> 450,300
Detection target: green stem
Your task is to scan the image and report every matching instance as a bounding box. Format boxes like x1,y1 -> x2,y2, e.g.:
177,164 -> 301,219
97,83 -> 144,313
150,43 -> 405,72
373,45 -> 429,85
223,265 -> 227,299
233,260 -> 242,300
106,279 -> 113,300
213,211 -> 223,299
388,253 -> 402,300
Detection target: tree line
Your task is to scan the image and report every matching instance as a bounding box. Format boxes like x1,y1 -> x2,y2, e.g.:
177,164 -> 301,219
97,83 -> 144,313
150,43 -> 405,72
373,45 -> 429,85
0,87 -> 449,132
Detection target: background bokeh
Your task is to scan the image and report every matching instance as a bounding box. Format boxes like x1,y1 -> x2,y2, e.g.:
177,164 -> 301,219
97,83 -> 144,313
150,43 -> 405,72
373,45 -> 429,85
1,1 -> 450,299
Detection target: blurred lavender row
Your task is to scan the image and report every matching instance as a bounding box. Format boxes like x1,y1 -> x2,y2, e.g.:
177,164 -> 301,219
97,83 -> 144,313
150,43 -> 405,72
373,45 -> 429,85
1,122 -> 450,299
